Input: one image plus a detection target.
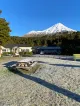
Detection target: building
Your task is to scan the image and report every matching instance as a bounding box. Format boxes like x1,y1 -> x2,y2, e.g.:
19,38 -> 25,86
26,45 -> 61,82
0,44 -> 33,57
0,46 -> 10,54
0,46 -> 10,57
12,46 -> 32,54
33,46 -> 61,55
5,44 -> 32,54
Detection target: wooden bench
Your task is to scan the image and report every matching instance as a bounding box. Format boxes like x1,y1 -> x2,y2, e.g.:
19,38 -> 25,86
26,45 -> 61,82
73,54 -> 80,61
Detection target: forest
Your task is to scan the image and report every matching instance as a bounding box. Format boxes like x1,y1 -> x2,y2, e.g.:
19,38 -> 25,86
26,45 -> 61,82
9,32 -> 80,55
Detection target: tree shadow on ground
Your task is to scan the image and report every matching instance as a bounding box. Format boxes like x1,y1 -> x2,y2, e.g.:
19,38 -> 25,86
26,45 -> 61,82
3,61 -> 17,67
4,61 -> 80,103
50,64 -> 80,68
38,61 -> 80,68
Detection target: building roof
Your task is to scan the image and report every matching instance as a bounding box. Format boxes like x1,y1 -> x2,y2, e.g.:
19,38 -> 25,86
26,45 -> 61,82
4,44 -> 27,49
0,46 -> 5,49
33,46 -> 61,50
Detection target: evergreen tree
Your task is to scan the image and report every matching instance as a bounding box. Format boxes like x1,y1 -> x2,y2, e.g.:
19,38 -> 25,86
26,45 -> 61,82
0,10 -> 11,45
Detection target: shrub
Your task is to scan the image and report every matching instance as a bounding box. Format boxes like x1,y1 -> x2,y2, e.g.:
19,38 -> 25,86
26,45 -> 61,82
2,52 -> 13,56
19,51 -> 33,57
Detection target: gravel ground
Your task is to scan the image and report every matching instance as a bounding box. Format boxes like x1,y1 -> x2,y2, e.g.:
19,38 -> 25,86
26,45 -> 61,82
0,56 -> 80,106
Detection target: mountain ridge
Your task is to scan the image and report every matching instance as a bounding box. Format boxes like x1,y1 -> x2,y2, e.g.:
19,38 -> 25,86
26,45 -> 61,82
24,23 -> 76,37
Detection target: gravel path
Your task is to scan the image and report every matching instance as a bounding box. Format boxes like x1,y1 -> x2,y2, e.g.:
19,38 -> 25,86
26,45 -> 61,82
0,57 -> 80,106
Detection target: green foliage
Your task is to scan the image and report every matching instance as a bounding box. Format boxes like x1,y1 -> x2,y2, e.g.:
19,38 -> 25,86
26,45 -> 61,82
0,10 -> 11,45
2,52 -> 13,56
19,51 -> 33,57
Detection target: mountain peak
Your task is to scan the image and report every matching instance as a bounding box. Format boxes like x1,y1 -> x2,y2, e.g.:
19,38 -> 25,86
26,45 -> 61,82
48,23 -> 66,28
54,23 -> 63,25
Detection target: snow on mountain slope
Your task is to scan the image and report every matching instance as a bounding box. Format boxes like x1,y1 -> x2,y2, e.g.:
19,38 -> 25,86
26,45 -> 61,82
43,23 -> 76,34
24,23 -> 76,37
28,30 -> 43,34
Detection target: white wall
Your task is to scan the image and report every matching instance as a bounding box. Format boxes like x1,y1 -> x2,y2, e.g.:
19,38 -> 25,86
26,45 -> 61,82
19,47 -> 32,52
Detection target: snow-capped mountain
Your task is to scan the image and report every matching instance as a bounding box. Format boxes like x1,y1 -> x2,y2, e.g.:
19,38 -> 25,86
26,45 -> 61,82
43,23 -> 76,34
24,23 -> 76,37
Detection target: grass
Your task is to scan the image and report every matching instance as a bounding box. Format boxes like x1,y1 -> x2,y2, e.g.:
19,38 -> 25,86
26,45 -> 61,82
0,56 -> 25,76
0,68 -> 12,77
0,56 -> 25,62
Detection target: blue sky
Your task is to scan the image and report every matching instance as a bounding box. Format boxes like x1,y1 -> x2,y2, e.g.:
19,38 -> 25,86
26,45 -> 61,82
0,0 -> 80,36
